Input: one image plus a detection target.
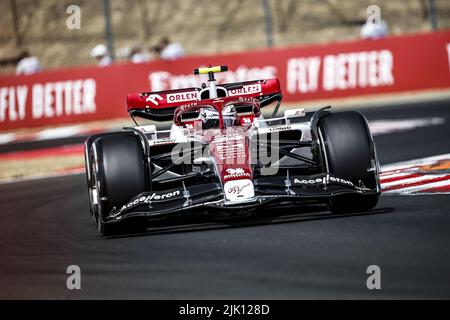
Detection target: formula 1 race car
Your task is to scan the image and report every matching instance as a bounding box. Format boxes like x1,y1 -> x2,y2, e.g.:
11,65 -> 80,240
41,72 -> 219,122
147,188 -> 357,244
85,65 -> 380,235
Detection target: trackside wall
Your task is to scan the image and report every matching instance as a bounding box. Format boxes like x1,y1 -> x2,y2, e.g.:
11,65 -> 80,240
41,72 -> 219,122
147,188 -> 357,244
1,30 -> 449,131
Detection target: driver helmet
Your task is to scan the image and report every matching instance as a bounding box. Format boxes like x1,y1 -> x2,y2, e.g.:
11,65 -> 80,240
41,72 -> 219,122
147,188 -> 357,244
222,104 -> 237,127
200,107 -> 219,129
200,105 -> 237,129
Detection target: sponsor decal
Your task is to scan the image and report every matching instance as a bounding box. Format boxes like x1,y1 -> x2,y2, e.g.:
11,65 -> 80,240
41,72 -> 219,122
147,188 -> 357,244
227,182 -> 251,195
0,79 -> 96,123
238,97 -> 254,103
215,143 -> 244,151
227,168 -> 245,175
213,134 -> 243,143
211,133 -> 247,164
179,102 -> 198,110
224,179 -> 255,201
136,124 -> 156,133
285,108 -> 305,118
167,91 -> 198,103
286,49 -> 394,94
447,43 -> 450,70
224,167 -> 251,180
269,125 -> 292,132
241,117 -> 252,124
228,84 -> 262,96
293,174 -> 354,186
120,190 -> 181,211
151,138 -> 177,145
145,94 -> 163,106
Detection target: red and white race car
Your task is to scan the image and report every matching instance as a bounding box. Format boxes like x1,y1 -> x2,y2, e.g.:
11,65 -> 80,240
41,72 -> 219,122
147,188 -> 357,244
85,66 -> 380,235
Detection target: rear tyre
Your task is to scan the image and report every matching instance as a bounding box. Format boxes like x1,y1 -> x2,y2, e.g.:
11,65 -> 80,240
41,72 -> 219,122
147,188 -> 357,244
318,111 -> 379,213
89,133 -> 146,235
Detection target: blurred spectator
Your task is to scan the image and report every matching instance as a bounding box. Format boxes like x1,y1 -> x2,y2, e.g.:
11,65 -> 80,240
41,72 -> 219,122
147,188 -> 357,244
116,45 -> 153,64
116,46 -> 132,60
90,44 -> 112,67
15,50 -> 42,75
151,45 -> 163,60
360,20 -> 389,39
129,45 -> 151,63
159,37 -> 185,60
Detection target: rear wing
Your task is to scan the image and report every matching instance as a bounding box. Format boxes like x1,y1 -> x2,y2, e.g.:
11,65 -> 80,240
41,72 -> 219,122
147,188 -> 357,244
127,78 -> 282,122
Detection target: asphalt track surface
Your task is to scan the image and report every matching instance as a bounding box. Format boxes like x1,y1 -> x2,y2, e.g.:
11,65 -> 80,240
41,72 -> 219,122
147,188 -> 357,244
1,99 -> 450,299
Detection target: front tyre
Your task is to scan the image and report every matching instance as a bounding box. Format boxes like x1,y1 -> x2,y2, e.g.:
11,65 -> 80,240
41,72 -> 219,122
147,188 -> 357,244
318,111 -> 380,213
89,133 -> 146,235
85,132 -> 124,224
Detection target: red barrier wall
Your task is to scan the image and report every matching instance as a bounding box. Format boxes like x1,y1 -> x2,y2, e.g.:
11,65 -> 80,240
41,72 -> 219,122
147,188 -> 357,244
1,30 -> 449,131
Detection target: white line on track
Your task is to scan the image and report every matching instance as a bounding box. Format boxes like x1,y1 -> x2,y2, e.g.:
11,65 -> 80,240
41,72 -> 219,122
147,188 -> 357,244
381,153 -> 450,172
369,117 -> 445,136
0,168 -> 84,185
